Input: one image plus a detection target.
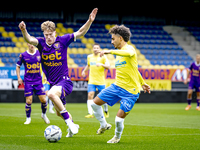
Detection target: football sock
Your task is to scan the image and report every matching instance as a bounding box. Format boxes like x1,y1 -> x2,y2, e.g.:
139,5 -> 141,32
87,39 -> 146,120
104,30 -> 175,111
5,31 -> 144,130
91,101 -> 107,128
115,116 -> 124,139
197,99 -> 200,107
87,100 -> 93,115
25,103 -> 31,118
60,109 -> 71,124
41,102 -> 47,114
103,103 -> 108,113
187,99 -> 192,105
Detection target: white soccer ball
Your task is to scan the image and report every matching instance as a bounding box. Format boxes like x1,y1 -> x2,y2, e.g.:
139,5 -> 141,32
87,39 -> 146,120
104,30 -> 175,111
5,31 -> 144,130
44,125 -> 62,142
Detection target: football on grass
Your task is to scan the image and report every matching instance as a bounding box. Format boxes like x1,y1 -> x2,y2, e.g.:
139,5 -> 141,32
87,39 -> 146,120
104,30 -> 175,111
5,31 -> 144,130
44,125 -> 62,142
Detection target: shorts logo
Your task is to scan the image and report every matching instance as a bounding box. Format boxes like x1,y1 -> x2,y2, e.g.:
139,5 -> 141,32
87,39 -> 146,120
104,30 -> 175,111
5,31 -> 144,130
54,42 -> 60,50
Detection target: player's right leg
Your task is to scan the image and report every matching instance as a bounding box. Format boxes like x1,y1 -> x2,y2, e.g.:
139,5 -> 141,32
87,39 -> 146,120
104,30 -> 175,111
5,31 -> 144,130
185,89 -> 193,110
85,91 -> 95,118
24,83 -> 34,125
24,95 -> 32,124
91,84 -> 120,135
85,85 -> 95,118
47,85 -> 79,135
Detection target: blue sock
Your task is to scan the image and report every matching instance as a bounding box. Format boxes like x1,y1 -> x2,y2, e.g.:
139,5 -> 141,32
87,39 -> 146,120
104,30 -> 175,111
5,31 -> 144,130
60,109 -> 70,120
25,103 -> 31,118
41,103 -> 47,114
187,99 -> 192,105
197,99 -> 200,107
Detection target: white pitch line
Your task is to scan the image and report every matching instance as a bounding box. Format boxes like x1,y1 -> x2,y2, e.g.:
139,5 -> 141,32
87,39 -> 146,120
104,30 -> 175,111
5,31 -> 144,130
0,133 -> 200,138
0,114 -> 200,130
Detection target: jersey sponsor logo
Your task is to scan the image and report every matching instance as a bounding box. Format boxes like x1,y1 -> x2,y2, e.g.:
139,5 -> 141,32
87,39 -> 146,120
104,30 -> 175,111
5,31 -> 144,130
42,51 -> 62,67
115,60 -> 126,68
26,62 -> 40,74
26,62 -> 40,69
90,62 -> 96,65
42,51 -> 62,61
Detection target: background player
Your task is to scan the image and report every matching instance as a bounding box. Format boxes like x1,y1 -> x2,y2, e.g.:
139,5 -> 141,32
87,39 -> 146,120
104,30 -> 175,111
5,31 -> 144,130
41,68 -> 55,113
184,54 -> 200,111
16,43 -> 50,124
82,43 -> 110,118
91,25 -> 151,143
18,8 -> 98,135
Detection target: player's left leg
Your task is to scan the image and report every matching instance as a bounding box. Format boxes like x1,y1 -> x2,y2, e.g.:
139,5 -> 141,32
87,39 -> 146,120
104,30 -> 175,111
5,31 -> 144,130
38,95 -> 50,124
196,92 -> 200,111
34,83 -> 50,124
97,85 -> 109,118
107,109 -> 127,144
47,80 -> 79,135
107,90 -> 139,144
24,95 -> 33,124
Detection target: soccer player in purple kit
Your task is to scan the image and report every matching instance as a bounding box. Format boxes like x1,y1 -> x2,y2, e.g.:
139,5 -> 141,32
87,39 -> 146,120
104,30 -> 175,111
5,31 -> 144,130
16,43 -> 50,124
18,8 -> 98,136
184,54 -> 200,111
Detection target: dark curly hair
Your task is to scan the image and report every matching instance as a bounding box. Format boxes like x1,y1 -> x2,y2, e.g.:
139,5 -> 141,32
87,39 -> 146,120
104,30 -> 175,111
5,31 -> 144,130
109,25 -> 131,42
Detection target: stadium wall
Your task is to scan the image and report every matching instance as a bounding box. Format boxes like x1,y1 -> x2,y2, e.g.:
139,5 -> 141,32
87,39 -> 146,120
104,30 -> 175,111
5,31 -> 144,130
0,90 -> 197,103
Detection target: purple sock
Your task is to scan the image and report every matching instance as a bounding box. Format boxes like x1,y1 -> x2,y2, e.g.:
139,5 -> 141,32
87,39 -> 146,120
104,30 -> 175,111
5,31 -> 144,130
197,99 -> 200,107
41,103 -> 47,114
25,103 -> 31,118
187,99 -> 192,105
60,110 -> 70,120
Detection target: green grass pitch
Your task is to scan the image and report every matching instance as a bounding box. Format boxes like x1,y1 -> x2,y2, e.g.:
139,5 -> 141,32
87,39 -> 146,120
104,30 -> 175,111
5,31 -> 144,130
0,103 -> 199,150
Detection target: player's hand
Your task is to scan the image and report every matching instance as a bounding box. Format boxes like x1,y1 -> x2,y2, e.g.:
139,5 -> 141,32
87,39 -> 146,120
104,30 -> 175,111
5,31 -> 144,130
18,78 -> 23,85
89,8 -> 98,22
96,63 -> 103,67
98,50 -> 110,57
184,79 -> 188,85
142,83 -> 151,94
82,71 -> 86,77
19,21 -> 26,31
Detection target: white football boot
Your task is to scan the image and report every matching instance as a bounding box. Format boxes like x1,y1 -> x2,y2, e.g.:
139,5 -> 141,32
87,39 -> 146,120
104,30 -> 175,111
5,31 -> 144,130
107,135 -> 120,143
41,114 -> 50,124
24,118 -> 31,124
66,124 -> 80,137
96,123 -> 112,135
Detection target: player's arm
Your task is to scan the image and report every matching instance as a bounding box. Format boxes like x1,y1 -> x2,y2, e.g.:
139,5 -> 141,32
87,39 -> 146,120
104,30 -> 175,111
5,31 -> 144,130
96,56 -> 110,69
82,65 -> 89,77
184,70 -> 191,84
96,63 -> 110,69
138,70 -> 151,94
74,8 -> 98,39
16,65 -> 23,85
99,50 -> 134,57
18,21 -> 38,46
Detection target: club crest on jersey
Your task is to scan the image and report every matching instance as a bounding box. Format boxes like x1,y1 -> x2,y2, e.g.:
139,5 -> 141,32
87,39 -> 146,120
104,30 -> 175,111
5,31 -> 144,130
53,42 -> 60,50
37,56 -> 41,61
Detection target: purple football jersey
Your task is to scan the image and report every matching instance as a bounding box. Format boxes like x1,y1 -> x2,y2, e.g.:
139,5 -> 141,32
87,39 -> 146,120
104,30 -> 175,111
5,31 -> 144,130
189,62 -> 200,81
16,50 -> 42,84
36,34 -> 74,85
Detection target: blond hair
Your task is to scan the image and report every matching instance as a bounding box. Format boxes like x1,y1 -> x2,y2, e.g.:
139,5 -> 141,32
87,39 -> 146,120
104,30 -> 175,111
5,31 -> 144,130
41,21 -> 56,32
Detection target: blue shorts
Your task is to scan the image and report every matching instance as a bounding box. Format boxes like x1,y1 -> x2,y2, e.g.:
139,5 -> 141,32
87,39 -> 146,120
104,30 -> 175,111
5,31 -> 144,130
43,84 -> 50,92
88,84 -> 105,93
97,84 -> 139,113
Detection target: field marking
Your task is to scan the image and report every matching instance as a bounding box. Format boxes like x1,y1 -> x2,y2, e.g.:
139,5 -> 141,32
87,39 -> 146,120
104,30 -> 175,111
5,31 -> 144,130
1,114 -> 200,130
1,133 -> 200,138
